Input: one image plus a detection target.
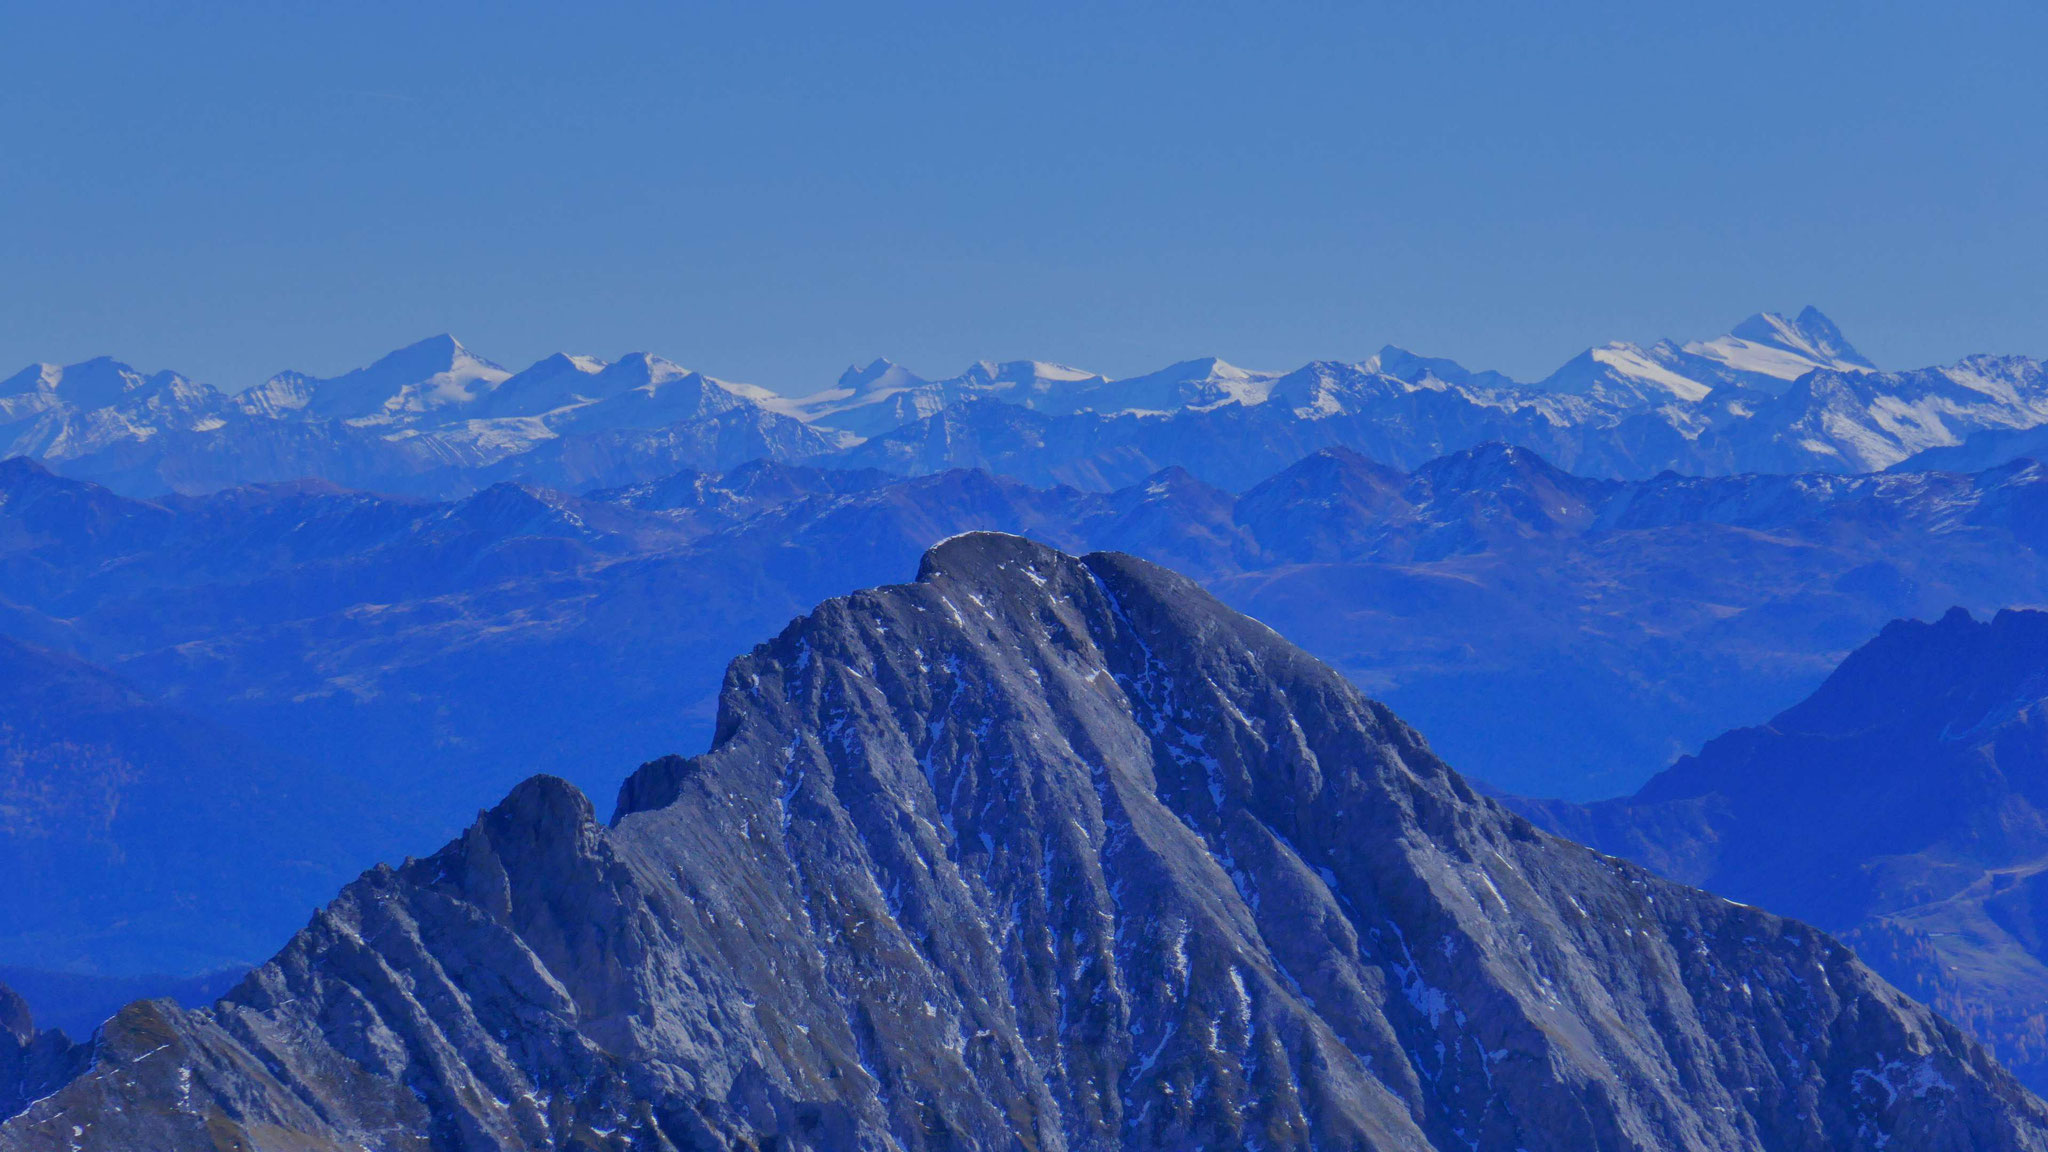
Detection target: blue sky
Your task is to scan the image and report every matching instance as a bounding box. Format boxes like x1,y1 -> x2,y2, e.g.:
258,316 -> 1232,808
2,1 -> 2043,393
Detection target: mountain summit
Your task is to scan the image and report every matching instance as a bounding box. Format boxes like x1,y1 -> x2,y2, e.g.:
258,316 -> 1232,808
1685,306 -> 1876,381
7,535 -> 2042,1149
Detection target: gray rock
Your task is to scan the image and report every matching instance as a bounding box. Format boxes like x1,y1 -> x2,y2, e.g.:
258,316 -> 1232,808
5,534 -> 2045,1149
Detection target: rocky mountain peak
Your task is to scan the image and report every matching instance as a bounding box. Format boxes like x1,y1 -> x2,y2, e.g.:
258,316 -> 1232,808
8,538 -> 2048,1149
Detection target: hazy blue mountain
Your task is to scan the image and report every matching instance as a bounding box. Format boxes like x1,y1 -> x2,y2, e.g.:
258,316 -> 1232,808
7,535 -> 2042,1150
0,967 -> 241,1042
0,631 -> 373,977
1507,608 -> 2048,1091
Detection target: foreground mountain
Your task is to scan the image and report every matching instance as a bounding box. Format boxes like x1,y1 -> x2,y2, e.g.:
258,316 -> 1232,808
7,533 -> 2044,1150
13,310 -> 2048,497
1510,608 -> 2048,1092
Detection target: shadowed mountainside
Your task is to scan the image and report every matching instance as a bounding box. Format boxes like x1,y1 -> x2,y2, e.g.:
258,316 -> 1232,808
1511,608 -> 2048,1092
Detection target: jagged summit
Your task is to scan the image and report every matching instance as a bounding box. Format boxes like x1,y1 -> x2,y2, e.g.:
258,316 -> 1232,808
1689,306 -> 1876,379
281,332 -> 512,422
836,357 -> 928,395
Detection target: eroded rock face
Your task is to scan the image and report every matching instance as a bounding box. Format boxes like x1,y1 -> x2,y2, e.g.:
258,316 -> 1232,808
6,534 -> 2046,1150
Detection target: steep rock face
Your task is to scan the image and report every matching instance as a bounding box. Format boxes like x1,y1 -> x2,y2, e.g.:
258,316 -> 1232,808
6,534 -> 2045,1150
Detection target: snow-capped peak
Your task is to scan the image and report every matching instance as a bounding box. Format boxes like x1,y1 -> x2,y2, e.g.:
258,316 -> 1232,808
836,358 -> 929,397
290,334 -> 512,422
1683,307 -> 1875,382
1,363 -> 65,396
1089,357 -> 1279,413
961,360 -> 1105,390
1536,342 -> 1715,403
0,357 -> 201,409
1367,346 -> 1520,391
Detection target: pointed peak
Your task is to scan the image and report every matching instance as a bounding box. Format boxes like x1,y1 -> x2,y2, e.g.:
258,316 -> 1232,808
324,334 -> 507,389
837,357 -> 925,394
1,362 -> 62,395
372,333 -> 472,368
1689,307 -> 1875,380
1137,463 -> 1204,489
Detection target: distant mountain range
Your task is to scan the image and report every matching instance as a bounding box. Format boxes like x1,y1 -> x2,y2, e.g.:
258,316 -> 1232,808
7,534 -> 2043,1150
1509,608 -> 2048,1094
8,440 -> 2048,986
11,308 -> 2048,496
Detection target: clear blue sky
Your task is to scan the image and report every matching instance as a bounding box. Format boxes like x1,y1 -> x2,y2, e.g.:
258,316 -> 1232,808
3,1 -> 2043,393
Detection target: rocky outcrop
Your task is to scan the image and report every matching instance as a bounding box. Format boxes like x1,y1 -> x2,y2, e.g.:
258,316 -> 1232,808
6,534 -> 2047,1150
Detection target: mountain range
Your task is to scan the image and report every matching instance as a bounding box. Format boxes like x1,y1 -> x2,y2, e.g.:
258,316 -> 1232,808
1510,607 -> 2048,1094
5,533 -> 2043,1150
12,308 -> 2048,497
